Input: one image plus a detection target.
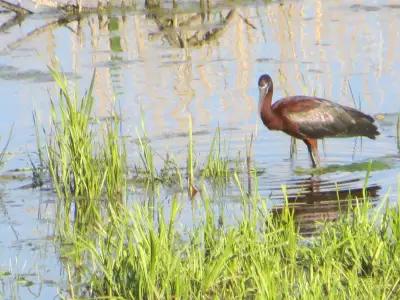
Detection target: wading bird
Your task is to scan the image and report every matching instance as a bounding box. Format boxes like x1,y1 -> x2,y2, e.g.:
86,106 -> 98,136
258,74 -> 379,167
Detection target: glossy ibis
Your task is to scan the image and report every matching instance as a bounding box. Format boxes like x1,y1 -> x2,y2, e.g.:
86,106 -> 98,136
258,74 -> 379,167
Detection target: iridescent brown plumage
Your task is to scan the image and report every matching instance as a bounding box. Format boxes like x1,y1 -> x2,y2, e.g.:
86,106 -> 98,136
258,74 -> 380,167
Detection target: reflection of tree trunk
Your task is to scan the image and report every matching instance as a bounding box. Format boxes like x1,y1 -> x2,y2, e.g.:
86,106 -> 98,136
0,13 -> 26,33
199,0 -> 210,19
91,15 -> 114,118
192,10 -> 236,46
0,0 -> 32,15
150,9 -> 238,48
4,14 -> 80,51
145,0 -> 160,9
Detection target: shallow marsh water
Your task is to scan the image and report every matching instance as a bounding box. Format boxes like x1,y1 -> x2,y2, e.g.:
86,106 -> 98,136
1,0 -> 400,298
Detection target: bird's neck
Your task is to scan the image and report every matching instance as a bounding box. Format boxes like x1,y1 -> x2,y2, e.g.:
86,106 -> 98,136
259,89 -> 274,124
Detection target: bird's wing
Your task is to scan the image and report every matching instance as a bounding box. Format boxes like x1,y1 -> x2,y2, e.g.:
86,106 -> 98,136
276,97 -> 361,139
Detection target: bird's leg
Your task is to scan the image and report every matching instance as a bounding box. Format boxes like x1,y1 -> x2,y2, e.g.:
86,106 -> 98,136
311,139 -> 321,167
303,138 -> 320,168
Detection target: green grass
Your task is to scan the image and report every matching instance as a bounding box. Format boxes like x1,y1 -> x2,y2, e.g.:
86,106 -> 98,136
60,187 -> 400,299
135,118 -> 157,182
134,121 -> 183,188
44,66 -> 127,233
159,153 -> 183,188
30,112 -> 45,188
40,69 -> 400,299
187,115 -> 196,197
201,126 -> 230,180
0,126 -> 12,169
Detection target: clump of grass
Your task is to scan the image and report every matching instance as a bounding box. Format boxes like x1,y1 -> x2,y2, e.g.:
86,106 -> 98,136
60,179 -> 400,299
134,121 -> 183,188
46,67 -> 103,229
103,118 -> 127,203
202,126 -> 230,180
45,66 -> 127,232
159,153 -> 183,188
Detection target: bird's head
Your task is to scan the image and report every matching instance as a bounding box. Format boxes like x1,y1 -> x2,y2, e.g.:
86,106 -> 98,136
258,74 -> 273,99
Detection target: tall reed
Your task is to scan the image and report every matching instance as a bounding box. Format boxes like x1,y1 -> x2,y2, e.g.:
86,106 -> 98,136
45,66 -> 127,233
187,115 -> 196,197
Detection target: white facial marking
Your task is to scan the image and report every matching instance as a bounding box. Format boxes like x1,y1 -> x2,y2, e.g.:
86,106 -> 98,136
258,84 -> 269,113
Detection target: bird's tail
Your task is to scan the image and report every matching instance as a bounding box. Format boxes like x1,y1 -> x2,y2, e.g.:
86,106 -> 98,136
346,108 -> 380,139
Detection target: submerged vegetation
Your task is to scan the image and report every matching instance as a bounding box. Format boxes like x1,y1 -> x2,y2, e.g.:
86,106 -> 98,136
35,68 -> 400,298
0,126 -> 12,169
134,119 -> 184,188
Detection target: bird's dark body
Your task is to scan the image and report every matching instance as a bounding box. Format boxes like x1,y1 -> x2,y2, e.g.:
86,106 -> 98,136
261,96 -> 379,140
258,74 -> 379,167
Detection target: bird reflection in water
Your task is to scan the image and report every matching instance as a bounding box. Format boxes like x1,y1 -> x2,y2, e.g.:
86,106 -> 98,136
272,177 -> 381,237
